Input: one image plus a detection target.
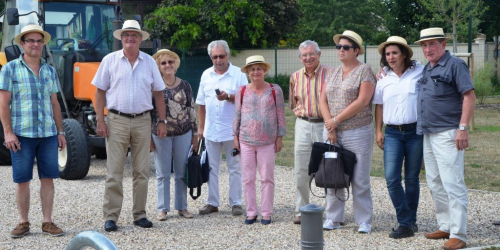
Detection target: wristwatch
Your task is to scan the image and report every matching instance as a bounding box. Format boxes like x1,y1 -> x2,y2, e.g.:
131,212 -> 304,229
459,125 -> 468,131
158,119 -> 167,124
58,131 -> 65,136
226,93 -> 231,101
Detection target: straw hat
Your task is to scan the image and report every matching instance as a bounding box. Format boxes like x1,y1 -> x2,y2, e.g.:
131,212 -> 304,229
333,30 -> 365,55
153,49 -> 181,67
241,55 -> 271,73
113,20 -> 150,41
14,24 -> 51,45
414,27 -> 446,44
378,36 -> 413,58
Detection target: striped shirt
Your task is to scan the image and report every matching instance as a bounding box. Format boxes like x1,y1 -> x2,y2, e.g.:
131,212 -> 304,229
0,55 -> 59,138
289,64 -> 333,118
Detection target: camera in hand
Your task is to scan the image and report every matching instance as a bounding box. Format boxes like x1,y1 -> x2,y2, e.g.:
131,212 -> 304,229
215,89 -> 221,95
231,148 -> 240,157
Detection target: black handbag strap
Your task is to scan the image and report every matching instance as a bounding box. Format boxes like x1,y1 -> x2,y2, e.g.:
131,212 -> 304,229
190,186 -> 202,200
309,174 -> 326,198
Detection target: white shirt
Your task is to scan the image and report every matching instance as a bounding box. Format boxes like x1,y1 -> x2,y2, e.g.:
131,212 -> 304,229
195,62 -> 248,142
91,50 -> 165,114
372,65 -> 424,125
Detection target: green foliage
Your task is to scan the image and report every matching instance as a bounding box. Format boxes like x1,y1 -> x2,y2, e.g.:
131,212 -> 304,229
479,0 -> 500,41
383,0 -> 432,42
144,0 -> 301,49
474,62 -> 496,104
265,74 -> 290,101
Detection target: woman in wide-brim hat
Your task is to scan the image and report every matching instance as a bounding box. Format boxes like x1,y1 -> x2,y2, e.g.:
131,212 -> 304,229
373,36 -> 424,239
233,55 -> 286,225
150,49 -> 197,220
319,30 -> 377,233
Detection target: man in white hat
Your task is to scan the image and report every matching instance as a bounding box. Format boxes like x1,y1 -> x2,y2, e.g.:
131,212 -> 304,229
289,40 -> 333,224
92,20 -> 167,232
195,40 -> 247,216
0,23 -> 66,238
415,27 -> 476,250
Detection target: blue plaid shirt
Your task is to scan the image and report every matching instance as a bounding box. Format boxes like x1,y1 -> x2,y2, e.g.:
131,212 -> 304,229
0,55 -> 60,138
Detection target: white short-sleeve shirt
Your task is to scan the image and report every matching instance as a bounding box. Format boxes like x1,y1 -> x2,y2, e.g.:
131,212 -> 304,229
373,64 -> 423,125
91,50 -> 165,114
195,62 -> 248,142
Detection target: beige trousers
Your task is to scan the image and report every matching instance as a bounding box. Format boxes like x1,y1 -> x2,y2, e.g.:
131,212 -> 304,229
103,112 -> 151,221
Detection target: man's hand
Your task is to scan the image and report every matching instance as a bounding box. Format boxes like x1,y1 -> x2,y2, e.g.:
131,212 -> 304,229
455,130 -> 469,151
150,139 -> 155,152
156,123 -> 167,138
376,131 -> 384,150
96,121 -> 109,137
58,135 -> 67,150
216,90 -> 228,101
4,132 -> 21,153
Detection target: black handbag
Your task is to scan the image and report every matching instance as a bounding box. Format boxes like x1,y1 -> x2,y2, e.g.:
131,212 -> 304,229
308,141 -> 356,181
198,139 -> 210,183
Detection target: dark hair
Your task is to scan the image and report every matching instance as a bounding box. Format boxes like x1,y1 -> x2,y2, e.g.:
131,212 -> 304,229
339,37 -> 360,57
379,43 -> 413,72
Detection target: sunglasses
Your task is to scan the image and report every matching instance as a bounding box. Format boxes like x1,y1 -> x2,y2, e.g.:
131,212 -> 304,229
211,54 -> 227,60
161,60 -> 175,66
23,39 -> 44,45
336,44 -> 355,51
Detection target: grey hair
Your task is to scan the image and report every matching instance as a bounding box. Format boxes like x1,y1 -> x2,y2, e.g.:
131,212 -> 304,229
298,40 -> 320,56
207,40 -> 230,56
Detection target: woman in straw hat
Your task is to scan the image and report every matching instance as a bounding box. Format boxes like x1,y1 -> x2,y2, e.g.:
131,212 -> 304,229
319,30 -> 376,233
373,36 -> 424,239
151,49 -> 198,220
233,55 -> 286,225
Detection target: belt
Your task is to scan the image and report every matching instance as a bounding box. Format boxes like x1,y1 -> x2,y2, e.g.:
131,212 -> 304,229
108,109 -> 150,118
387,122 -> 417,132
298,116 -> 324,123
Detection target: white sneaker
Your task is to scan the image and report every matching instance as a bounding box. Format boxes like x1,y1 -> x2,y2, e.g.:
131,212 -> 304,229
358,222 -> 371,234
323,219 -> 341,230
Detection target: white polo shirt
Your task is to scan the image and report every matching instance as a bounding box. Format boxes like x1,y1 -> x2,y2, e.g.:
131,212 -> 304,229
195,63 -> 248,142
372,64 -> 424,125
92,50 -> 165,114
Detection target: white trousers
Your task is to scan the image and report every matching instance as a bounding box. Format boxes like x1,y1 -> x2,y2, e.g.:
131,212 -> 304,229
205,139 -> 242,207
424,129 -> 468,242
294,118 -> 324,216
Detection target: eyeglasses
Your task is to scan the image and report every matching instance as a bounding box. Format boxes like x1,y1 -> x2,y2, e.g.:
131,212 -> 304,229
121,33 -> 142,39
211,54 -> 227,60
336,44 -> 355,51
23,39 -> 44,45
161,60 -> 175,66
300,52 -> 318,58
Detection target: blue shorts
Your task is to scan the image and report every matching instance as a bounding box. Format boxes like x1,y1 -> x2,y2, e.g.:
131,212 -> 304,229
11,136 -> 60,183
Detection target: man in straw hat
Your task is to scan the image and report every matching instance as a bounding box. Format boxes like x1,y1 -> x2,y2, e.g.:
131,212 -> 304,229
415,27 -> 476,250
195,40 -> 247,216
289,40 -> 333,224
0,23 -> 66,238
92,20 -> 167,232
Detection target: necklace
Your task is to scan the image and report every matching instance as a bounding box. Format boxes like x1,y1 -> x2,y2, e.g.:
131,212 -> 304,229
165,76 -> 177,86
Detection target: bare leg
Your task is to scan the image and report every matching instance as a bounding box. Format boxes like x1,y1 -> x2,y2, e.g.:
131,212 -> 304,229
40,178 -> 54,223
16,182 -> 30,223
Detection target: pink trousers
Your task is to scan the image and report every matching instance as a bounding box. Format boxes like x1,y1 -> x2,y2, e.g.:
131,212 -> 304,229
240,141 -> 276,217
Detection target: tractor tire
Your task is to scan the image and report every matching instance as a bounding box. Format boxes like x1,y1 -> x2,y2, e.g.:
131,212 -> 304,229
59,119 -> 91,180
0,121 -> 12,166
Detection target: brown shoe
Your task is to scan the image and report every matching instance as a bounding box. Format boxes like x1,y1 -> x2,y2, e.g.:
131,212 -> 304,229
178,210 -> 194,218
232,205 -> 244,216
424,230 -> 450,239
42,222 -> 65,237
199,204 -> 219,215
443,238 -> 466,250
292,216 -> 301,224
11,222 -> 30,238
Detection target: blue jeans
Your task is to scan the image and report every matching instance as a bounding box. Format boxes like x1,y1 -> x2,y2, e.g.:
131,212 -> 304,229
383,126 -> 423,227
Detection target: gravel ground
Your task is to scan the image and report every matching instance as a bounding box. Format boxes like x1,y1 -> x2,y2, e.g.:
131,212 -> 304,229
0,154 -> 499,250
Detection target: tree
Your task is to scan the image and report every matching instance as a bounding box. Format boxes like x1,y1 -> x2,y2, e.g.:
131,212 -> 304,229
144,0 -> 302,50
382,0 -> 432,43
419,0 -> 486,53
479,0 -> 500,42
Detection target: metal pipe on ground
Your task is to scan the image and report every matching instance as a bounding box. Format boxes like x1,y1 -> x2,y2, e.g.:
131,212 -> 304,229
65,231 -> 118,250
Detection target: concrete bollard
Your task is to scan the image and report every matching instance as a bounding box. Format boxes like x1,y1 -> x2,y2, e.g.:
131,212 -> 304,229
300,203 -> 325,250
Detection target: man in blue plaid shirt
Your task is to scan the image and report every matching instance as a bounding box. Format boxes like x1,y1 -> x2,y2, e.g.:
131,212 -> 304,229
0,24 -> 66,238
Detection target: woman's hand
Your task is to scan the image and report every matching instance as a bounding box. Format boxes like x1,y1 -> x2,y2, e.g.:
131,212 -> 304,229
327,129 -> 338,144
275,136 -> 283,153
192,136 -> 199,152
376,131 -> 384,150
234,136 -> 240,151
325,117 -> 337,132
150,139 -> 155,152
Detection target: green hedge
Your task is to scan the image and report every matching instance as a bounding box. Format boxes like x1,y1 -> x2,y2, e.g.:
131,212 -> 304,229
265,74 -> 290,101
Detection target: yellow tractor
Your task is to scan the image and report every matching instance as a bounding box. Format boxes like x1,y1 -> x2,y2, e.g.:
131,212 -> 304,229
0,0 -> 128,179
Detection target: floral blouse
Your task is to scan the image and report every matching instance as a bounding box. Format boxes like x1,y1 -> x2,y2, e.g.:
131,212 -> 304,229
152,79 -> 197,137
233,84 -> 286,146
325,63 -> 376,131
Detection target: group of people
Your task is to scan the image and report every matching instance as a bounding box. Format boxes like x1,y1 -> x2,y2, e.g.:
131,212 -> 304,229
0,20 -> 478,250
